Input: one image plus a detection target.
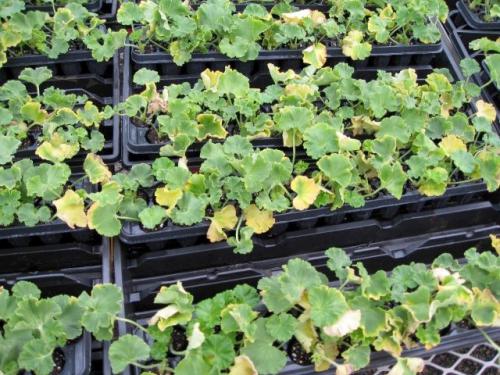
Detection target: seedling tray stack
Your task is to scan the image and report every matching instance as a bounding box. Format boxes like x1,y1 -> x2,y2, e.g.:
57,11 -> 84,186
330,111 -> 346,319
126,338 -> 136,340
0,238 -> 111,375
446,10 -> 500,111
122,42 -> 448,166
25,0 -> 117,20
1,53 -> 121,167
114,225 -> 500,375
456,0 -> 500,30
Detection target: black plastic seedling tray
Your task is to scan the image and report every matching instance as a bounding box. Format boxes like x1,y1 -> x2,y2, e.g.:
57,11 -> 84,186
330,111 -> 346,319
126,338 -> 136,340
1,53 -> 121,165
25,0 -> 117,20
446,10 -> 500,110
121,43 -> 446,166
1,240 -> 111,375
120,25 -> 472,166
0,50 -> 114,84
119,198 -> 499,278
120,183 -> 498,263
114,225 -> 500,375
0,174 -> 100,249
457,0 -> 500,30
127,38 -> 441,78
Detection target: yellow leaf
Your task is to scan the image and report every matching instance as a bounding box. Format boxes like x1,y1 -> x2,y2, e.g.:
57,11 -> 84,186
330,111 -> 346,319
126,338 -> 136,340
54,190 -> 87,229
303,43 -> 327,69
155,187 -> 183,211
284,84 -> 317,101
201,69 -> 222,92
244,204 -> 275,234
291,175 -> 320,210
84,153 -> 111,184
476,100 -> 496,122
490,234 -> 500,255
36,133 -> 79,163
323,310 -> 361,337
229,355 -> 258,375
207,205 -> 238,243
267,63 -> 299,82
336,364 -> 354,375
439,135 -> 466,157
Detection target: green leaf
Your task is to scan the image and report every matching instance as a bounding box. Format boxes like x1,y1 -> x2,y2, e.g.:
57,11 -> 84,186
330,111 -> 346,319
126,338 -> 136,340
378,116 -> 410,144
202,334 -> 235,369
0,135 -> 20,165
303,122 -> 339,158
281,258 -> 323,302
170,192 -> 208,226
109,334 -> 150,374
19,67 -> 52,90
378,162 -> 407,199
402,286 -> 431,322
133,68 -> 160,86
197,113 -> 227,140
318,154 -> 353,187
79,284 -> 123,340
88,203 -> 122,237
460,58 -> 480,79
218,68 -> 250,98
18,338 -> 55,375
138,206 -> 167,229
326,247 -> 352,282
308,285 -> 349,327
258,277 -> 293,313
342,345 -> 370,370
265,313 -> 297,342
275,106 -> 314,132
485,54 -> 500,87
241,341 -> 287,375
175,352 -> 211,375
17,203 -> 51,226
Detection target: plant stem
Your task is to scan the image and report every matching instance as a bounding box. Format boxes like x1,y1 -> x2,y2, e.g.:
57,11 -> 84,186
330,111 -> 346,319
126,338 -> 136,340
479,328 -> 500,352
480,80 -> 492,89
292,129 -> 296,166
115,316 -> 150,335
235,214 -> 244,243
116,215 -> 141,222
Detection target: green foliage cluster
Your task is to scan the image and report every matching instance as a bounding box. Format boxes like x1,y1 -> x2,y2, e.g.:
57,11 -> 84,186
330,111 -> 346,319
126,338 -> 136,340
117,0 -> 448,64
0,0 -> 126,67
108,243 -> 500,375
0,66 -> 113,165
105,63 -> 500,253
1,63 -> 499,256
467,0 -> 500,22
0,281 -> 123,375
466,37 -> 500,89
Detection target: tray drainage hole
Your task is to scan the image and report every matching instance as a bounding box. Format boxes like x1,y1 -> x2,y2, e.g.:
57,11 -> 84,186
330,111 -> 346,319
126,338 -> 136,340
353,370 -> 377,375
455,359 -> 483,375
470,344 -> 498,361
421,365 -> 443,375
432,353 -> 459,368
454,345 -> 473,354
483,367 -> 500,375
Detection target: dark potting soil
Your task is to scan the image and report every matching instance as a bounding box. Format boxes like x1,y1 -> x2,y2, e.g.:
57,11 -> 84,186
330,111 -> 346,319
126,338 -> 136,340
287,338 -> 313,366
51,348 -> 65,375
171,327 -> 188,352
432,352 -> 459,368
470,344 -> 498,362
455,358 -> 483,375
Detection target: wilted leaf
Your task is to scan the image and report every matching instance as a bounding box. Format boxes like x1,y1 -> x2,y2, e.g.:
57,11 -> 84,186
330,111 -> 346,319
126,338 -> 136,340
54,190 -> 87,229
